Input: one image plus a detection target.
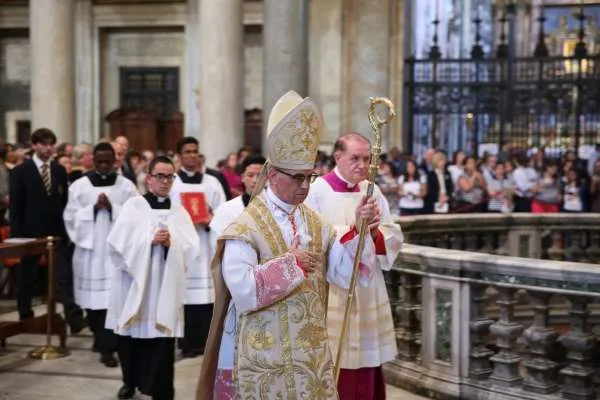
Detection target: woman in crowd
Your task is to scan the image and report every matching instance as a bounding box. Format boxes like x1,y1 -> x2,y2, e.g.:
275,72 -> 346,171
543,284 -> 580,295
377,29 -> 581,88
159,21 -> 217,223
589,160 -> 600,212
486,161 -> 512,213
220,152 -> 243,197
454,156 -> 487,213
398,159 -> 427,216
376,160 -> 400,215
512,154 -> 538,212
531,161 -> 561,213
562,168 -> 585,213
424,152 -> 453,214
448,150 -> 465,186
56,153 -> 73,175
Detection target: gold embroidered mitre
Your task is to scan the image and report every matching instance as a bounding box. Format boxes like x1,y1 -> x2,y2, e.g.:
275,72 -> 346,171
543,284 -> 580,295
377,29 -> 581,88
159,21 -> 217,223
266,90 -> 322,171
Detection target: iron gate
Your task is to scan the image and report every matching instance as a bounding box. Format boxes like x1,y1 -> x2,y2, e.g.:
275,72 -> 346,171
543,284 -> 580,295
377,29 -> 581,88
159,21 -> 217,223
405,55 -> 600,158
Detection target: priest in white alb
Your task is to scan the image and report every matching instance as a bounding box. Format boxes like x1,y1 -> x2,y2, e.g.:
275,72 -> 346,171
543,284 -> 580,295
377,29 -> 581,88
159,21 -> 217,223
197,91 -> 381,400
209,154 -> 266,241
169,136 -> 226,358
106,156 -> 200,400
63,143 -> 138,368
305,132 -> 403,400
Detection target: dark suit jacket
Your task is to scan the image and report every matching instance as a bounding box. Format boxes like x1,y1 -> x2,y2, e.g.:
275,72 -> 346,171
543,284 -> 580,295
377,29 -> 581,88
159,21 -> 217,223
9,159 -> 68,238
206,167 -> 232,200
121,158 -> 136,185
424,169 -> 454,214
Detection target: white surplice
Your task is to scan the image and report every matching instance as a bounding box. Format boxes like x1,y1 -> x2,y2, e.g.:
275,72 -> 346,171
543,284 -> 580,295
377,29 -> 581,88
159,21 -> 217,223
305,169 -> 403,369
105,196 -> 200,338
209,195 -> 245,248
216,188 -> 376,373
63,175 -> 138,310
170,173 -> 225,304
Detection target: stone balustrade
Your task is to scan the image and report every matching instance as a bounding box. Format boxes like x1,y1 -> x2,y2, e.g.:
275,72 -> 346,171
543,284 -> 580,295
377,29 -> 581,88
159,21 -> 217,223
383,213 -> 600,399
399,213 -> 600,262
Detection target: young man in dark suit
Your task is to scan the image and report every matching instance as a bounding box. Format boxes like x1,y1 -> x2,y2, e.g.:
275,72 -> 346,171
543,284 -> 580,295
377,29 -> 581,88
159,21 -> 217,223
9,128 -> 84,332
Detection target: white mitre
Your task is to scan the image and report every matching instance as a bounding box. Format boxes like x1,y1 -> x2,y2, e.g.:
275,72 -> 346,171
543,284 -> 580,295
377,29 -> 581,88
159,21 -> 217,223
266,90 -> 323,171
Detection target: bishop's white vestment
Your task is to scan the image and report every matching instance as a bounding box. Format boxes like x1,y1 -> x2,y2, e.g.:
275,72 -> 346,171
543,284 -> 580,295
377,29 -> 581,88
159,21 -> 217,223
305,168 -> 402,398
200,188 -> 377,400
209,195 -> 245,238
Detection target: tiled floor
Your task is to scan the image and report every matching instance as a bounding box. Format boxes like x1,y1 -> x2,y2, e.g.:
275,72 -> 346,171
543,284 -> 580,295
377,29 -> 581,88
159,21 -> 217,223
0,305 -> 426,399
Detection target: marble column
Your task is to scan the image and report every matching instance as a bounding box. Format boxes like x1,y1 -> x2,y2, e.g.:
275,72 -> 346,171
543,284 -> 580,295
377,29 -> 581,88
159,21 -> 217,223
74,0 -> 94,144
263,0 -> 308,142
342,0 -> 391,145
198,0 -> 244,167
309,0 -> 342,148
30,0 -> 75,143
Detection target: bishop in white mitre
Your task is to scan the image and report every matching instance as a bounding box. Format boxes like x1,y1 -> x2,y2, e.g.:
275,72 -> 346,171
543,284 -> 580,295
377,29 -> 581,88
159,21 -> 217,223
105,156 -> 200,400
305,132 -> 403,400
168,136 -> 226,358
63,142 -> 138,368
197,91 -> 380,400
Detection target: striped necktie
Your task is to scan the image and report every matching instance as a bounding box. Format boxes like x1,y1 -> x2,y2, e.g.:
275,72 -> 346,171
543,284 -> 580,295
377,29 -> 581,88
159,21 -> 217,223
41,162 -> 51,195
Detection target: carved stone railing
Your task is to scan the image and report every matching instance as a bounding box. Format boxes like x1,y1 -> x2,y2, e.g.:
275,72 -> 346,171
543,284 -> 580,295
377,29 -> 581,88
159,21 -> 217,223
399,213 -> 600,262
384,243 -> 600,400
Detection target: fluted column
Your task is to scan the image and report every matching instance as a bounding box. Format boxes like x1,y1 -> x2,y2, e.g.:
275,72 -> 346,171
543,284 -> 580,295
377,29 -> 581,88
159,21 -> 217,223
30,0 -> 75,143
263,0 -> 308,142
198,0 -> 244,167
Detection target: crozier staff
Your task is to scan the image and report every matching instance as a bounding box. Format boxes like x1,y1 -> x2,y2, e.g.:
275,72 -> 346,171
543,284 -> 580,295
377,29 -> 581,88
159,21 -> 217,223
197,91 -> 379,400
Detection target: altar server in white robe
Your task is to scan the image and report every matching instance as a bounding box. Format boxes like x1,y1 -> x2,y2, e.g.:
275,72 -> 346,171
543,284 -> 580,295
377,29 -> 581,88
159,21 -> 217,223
210,154 -> 266,240
169,136 -> 226,357
197,91 -> 380,400
305,132 -> 403,400
64,142 -> 138,368
106,156 -> 200,400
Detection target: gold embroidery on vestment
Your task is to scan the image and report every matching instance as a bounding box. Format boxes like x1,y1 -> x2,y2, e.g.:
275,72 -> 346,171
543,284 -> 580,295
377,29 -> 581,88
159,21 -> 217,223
229,194 -> 337,399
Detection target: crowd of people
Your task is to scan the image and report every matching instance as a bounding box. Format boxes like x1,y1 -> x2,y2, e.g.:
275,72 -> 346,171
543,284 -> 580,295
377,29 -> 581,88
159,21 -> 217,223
2,135 -> 599,224
3,106 -> 598,400
374,145 -> 600,216
2,92 -> 402,400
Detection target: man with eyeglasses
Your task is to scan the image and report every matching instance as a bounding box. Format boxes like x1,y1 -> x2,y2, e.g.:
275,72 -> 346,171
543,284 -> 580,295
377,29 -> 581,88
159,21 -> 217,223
169,136 -> 226,358
197,91 -> 379,400
105,156 -> 200,400
63,143 -> 138,369
305,132 -> 403,400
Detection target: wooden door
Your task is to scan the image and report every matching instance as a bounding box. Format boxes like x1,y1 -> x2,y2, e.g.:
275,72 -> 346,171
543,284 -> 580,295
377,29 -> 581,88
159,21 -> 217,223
244,108 -> 262,153
160,110 -> 183,152
105,108 -> 158,152
116,67 -> 181,152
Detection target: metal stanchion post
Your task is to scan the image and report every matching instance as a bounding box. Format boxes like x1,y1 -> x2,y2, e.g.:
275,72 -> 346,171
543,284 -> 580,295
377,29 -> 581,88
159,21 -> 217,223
29,236 -> 69,359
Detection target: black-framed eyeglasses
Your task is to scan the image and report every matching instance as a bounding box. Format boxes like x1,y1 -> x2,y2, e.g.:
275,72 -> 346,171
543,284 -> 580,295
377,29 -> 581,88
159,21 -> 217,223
150,173 -> 177,182
274,168 -> 319,185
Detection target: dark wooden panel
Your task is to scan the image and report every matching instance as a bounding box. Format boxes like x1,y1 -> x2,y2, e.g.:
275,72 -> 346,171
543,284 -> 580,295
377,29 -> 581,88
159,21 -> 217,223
0,0 -> 27,6
93,0 -> 184,4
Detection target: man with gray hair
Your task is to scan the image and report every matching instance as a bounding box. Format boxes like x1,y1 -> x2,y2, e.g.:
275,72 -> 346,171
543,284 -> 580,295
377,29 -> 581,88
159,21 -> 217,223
69,143 -> 94,182
305,131 -> 403,400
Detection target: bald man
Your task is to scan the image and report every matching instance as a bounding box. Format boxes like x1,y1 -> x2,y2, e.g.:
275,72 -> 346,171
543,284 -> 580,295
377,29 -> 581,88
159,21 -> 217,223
111,140 -> 136,184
